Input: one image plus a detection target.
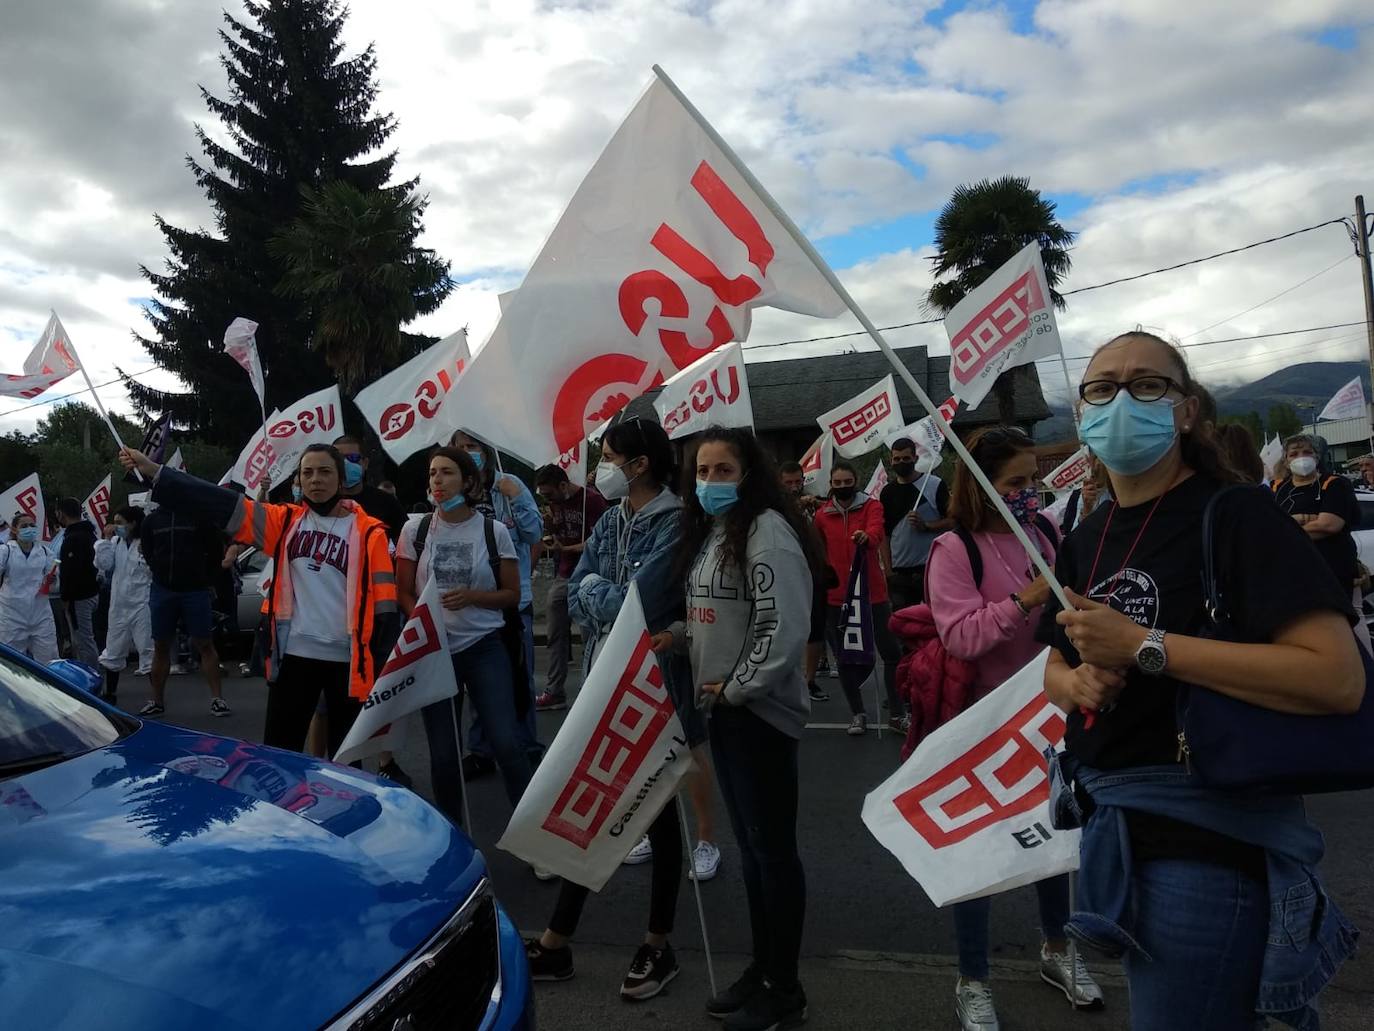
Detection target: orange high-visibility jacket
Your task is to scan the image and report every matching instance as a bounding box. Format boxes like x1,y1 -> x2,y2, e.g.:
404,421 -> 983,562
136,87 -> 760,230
152,468 -> 399,700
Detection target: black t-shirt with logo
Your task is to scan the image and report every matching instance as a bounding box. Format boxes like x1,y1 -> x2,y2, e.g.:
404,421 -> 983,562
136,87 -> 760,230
1036,474 -> 1354,771
1272,475 -> 1360,589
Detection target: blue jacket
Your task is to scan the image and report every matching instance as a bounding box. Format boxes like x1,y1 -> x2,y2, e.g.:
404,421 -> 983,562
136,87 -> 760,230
481,472 -> 543,610
569,488 -> 685,654
1048,752 -> 1358,1031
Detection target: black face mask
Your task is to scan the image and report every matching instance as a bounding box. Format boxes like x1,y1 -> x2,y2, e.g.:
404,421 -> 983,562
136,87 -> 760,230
304,493 -> 341,516
891,461 -> 916,478
832,486 -> 856,503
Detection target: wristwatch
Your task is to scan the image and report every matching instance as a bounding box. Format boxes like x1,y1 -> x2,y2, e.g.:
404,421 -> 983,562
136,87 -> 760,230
1134,628 -> 1168,675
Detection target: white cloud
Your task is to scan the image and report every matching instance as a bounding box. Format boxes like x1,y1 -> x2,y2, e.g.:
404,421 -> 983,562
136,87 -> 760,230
0,0 -> 1371,441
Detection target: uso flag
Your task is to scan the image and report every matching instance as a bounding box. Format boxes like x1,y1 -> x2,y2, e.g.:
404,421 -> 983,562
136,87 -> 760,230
862,651 -> 1079,906
355,330 -> 471,464
499,583 -> 694,890
944,241 -> 1064,410
334,580 -> 456,766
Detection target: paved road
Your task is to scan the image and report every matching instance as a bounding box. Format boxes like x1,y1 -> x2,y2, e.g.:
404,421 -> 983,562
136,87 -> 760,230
140,658 -> 1374,1030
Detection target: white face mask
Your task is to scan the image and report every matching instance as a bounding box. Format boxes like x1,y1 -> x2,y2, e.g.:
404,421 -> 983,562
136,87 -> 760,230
595,460 -> 634,499
1289,456 -> 1318,478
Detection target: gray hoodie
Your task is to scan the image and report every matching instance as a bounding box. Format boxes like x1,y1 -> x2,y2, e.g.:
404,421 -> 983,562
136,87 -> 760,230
674,508 -> 813,739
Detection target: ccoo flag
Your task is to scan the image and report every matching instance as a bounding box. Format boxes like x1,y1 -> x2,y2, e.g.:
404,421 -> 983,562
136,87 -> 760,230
0,473 -> 48,541
82,475 -> 113,534
817,375 -> 904,458
499,583 -> 694,890
334,579 -> 457,766
800,432 -> 833,497
437,73 -> 844,468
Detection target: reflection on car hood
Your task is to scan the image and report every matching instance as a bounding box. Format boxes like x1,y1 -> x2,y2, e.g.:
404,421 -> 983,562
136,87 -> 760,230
0,721 -> 481,1031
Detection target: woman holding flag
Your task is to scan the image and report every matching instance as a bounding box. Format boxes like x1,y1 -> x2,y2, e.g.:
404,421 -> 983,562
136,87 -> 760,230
119,444 -> 399,755
665,426 -> 816,1031
922,426 -> 1104,1029
1040,331 -> 1361,1030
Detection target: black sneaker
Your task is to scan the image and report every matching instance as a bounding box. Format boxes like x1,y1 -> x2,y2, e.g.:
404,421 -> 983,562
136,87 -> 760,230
707,964 -> 765,1019
462,753 -> 496,780
723,979 -> 807,1030
209,697 -> 232,718
524,938 -> 574,982
377,759 -> 414,789
807,682 -> 829,703
620,942 -> 678,1001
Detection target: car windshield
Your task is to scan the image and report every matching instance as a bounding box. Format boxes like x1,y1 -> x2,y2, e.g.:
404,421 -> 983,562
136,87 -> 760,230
0,653 -> 129,773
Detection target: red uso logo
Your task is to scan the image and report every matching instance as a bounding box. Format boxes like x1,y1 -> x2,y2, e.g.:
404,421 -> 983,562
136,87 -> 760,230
541,633 -> 674,849
376,358 -> 467,442
269,403 -> 338,440
662,366 -> 742,434
949,270 -> 1047,382
830,392 -> 892,446
552,161 -> 776,454
892,695 -> 1065,849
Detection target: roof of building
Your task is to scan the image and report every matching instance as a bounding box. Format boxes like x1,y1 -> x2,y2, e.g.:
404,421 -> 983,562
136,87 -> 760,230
622,346 -> 1052,431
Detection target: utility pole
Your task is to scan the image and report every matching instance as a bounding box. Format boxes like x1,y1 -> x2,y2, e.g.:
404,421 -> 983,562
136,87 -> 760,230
1354,196 -> 1374,458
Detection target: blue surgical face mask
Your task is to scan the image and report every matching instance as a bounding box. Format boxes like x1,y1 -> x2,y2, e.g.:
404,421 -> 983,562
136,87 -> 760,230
343,459 -> 364,488
696,480 -> 740,516
439,493 -> 466,513
17,526 -> 39,543
465,449 -> 485,472
291,485 -> 303,502
114,525 -> 130,540
1078,392 -> 1179,476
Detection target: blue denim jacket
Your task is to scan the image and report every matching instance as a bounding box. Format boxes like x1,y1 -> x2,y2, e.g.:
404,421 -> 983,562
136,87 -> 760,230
1048,752 -> 1358,1030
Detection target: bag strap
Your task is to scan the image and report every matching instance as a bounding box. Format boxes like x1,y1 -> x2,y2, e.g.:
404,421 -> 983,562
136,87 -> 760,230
1201,484 -> 1255,625
482,516 -> 503,595
413,514 -> 434,559
953,525 -> 984,588
1060,491 -> 1079,537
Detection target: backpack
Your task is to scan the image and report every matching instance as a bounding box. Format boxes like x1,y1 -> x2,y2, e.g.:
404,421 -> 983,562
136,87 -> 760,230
950,512 -> 1057,589
413,514 -> 530,718
1059,491 -> 1081,538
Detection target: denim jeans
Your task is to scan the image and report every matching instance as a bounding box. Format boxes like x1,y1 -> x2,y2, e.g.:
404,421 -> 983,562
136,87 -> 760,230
1123,859 -> 1267,1031
421,631 -> 533,827
467,607 -> 543,763
710,704 -> 807,989
953,874 -> 1069,981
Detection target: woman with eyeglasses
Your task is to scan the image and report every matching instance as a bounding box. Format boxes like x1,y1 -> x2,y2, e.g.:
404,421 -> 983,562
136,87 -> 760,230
1037,332 -> 1361,1030
524,417 -> 704,1003
923,425 -> 1104,1030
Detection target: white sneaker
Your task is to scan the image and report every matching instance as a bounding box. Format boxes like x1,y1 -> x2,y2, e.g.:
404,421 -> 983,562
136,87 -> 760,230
688,840 -> 721,881
955,978 -> 1000,1031
622,835 -> 654,865
846,713 -> 868,736
1040,945 -> 1105,1009
532,864 -> 557,882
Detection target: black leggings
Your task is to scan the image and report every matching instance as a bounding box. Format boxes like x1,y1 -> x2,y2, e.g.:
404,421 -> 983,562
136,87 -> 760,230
826,602 -> 902,717
548,797 -> 683,938
264,654 -> 360,756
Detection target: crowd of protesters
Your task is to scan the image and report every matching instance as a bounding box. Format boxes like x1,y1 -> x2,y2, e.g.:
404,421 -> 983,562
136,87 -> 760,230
3,325 -> 1364,1031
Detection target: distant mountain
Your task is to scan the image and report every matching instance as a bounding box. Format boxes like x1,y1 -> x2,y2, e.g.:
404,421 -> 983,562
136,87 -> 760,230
1215,361 -> 1370,419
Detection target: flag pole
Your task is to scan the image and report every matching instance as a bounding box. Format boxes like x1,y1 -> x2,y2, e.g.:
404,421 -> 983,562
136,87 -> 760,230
652,66 -> 1070,610
450,697 -> 474,833
675,790 -> 718,998
58,314 -> 144,483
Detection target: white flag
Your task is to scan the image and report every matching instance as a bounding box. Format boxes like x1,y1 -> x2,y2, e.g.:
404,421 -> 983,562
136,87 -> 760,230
167,448 -> 187,473
1045,446 -> 1093,495
653,341 -> 754,440
1,314 -> 78,399
82,475 -> 112,535
556,439 -> 588,489
817,374 -> 904,458
223,317 -> 267,409
944,242 -> 1063,410
1260,434 -> 1284,482
227,384 -> 343,492
0,473 -> 48,541
498,583 -> 694,890
865,462 -> 889,497
1318,376 -> 1366,422
355,330 -> 472,464
801,432 -> 833,497
438,75 -> 843,466
862,651 -> 1078,907
334,580 -> 457,766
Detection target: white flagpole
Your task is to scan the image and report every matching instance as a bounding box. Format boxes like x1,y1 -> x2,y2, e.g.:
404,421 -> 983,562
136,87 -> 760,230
675,791 -> 718,997
652,66 -> 1070,610
59,315 -> 144,483
449,697 -> 473,833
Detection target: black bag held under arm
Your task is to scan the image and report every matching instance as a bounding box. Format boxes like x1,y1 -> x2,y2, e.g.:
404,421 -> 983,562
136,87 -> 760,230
1176,484 -> 1374,794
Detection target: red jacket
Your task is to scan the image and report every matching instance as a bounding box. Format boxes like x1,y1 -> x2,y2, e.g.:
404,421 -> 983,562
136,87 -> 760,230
889,603 -> 977,760
813,493 -> 887,606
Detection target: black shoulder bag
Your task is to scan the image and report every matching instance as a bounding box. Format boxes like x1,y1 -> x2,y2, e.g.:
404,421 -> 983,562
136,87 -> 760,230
1177,484 -> 1374,794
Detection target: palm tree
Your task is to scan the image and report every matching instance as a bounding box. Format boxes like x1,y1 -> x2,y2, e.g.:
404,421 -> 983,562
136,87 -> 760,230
270,180 -> 452,391
926,176 -> 1074,423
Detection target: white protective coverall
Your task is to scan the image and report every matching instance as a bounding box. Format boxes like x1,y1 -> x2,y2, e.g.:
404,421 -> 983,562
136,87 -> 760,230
96,535 -> 154,674
0,539 -> 59,663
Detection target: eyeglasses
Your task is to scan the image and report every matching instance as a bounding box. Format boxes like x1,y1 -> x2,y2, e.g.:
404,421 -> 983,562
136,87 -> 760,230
1078,376 -> 1182,406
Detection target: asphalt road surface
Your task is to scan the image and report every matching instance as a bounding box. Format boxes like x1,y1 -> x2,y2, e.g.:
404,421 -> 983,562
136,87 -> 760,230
138,655 -> 1374,1030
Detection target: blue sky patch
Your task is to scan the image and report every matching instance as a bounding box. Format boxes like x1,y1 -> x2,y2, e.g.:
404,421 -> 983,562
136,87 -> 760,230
1313,27 -> 1359,51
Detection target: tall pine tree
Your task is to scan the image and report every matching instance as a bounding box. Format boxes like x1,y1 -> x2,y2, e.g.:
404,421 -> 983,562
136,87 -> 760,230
127,0 -> 447,441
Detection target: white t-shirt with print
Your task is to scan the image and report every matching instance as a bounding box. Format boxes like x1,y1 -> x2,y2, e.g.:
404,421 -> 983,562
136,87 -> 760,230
397,512 -> 517,653
283,511 -> 354,662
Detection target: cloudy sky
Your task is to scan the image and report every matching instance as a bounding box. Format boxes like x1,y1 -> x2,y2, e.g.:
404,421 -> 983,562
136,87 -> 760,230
2,0 -> 1372,433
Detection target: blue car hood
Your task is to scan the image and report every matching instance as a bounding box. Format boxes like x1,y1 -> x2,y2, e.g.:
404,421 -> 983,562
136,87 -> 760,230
0,721 -> 482,1031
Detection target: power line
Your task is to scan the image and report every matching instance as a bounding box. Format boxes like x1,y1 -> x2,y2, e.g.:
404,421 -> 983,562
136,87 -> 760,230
745,215 -> 1353,352
1181,253 -> 1352,340
1038,320 -> 1368,368
0,366 -> 160,419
